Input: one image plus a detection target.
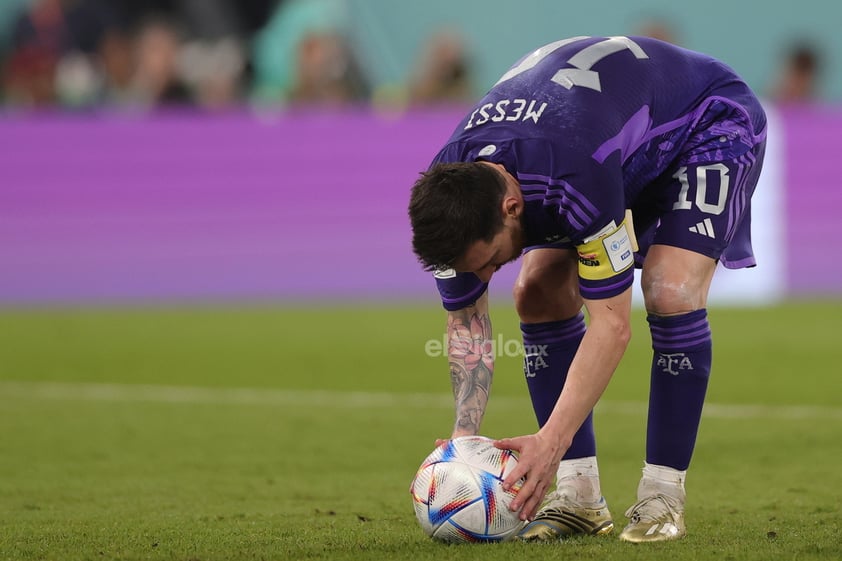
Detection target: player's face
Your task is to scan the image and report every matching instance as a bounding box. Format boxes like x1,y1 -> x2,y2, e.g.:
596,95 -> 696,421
452,162 -> 525,282
453,218 -> 525,283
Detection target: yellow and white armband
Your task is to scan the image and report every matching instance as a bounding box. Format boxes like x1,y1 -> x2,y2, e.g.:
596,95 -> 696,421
576,212 -> 638,281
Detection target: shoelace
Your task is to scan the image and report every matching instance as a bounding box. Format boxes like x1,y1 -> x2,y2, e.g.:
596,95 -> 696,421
542,485 -> 587,507
540,485 -> 605,512
624,494 -> 681,524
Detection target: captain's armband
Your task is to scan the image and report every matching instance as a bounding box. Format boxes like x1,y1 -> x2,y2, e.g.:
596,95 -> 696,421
576,218 -> 636,281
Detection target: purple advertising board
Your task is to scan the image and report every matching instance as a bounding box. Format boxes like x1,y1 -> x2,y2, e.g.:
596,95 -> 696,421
0,109 -> 507,305
779,106 -> 842,296
0,107 -> 837,305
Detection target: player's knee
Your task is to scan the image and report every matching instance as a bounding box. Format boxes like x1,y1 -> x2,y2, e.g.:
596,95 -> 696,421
512,276 -> 539,319
641,271 -> 705,315
513,275 -> 581,323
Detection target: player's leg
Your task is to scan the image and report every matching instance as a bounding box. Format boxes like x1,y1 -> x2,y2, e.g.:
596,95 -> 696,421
620,97 -> 767,543
515,247 -> 588,446
619,244 -> 716,543
643,243 -> 717,476
513,248 -> 614,540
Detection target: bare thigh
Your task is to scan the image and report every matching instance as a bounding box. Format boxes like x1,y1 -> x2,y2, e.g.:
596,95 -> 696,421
513,248 -> 582,323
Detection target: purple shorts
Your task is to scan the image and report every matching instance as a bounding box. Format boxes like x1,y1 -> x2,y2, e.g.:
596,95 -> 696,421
630,97 -> 767,269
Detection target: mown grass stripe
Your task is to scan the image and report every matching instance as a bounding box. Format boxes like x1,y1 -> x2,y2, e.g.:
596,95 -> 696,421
2,381 -> 841,420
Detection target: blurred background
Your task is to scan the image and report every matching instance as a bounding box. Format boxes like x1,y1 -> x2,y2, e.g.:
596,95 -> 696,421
0,6 -> 840,558
0,0 -> 839,306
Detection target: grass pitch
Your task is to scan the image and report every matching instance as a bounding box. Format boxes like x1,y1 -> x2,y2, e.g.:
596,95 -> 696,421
1,301 -> 841,561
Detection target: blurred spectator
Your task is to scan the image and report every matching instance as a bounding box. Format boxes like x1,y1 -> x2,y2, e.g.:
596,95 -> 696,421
97,27 -> 134,105
179,36 -> 245,109
407,29 -> 473,106
3,0 -> 69,106
2,0 -> 126,107
127,15 -> 190,106
251,0 -> 368,105
770,41 -> 823,103
1,0 -> 275,110
633,16 -> 680,45
287,29 -> 368,106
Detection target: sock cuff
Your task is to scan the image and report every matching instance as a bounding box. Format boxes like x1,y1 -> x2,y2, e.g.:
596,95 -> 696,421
557,456 -> 602,504
642,462 -> 687,486
557,455 -> 600,478
647,309 -> 710,352
646,308 -> 707,327
521,312 -> 586,346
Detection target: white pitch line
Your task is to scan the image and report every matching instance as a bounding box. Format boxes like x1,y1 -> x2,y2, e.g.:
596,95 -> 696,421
0,381 -> 840,420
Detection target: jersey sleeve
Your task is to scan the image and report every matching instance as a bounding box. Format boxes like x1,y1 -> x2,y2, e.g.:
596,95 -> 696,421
433,269 -> 488,311
514,138 -> 635,300
566,152 -> 635,300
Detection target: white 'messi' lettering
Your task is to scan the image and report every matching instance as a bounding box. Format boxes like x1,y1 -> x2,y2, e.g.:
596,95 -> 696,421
465,98 -> 548,129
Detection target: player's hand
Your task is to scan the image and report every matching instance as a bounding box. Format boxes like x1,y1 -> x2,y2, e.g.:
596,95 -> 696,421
494,432 -> 568,521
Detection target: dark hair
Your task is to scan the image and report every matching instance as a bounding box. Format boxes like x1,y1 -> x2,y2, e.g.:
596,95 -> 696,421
408,162 -> 507,270
789,42 -> 821,75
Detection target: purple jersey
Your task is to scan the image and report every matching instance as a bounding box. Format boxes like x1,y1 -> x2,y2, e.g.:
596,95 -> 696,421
430,36 -> 767,310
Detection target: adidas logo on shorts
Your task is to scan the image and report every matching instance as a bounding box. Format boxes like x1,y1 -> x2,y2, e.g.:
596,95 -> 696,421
688,218 -> 715,238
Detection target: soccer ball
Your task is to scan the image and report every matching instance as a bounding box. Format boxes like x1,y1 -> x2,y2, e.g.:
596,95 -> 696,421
409,436 -> 524,543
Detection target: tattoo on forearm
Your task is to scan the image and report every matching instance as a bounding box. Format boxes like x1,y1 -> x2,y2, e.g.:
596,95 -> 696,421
447,307 -> 493,435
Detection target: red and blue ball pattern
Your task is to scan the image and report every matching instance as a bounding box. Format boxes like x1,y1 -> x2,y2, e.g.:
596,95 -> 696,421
410,436 -> 523,543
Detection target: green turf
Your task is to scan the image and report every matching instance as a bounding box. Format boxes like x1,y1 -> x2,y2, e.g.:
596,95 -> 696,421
1,301 -> 841,560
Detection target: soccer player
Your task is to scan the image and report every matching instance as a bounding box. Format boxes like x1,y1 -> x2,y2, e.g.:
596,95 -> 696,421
408,36 -> 766,542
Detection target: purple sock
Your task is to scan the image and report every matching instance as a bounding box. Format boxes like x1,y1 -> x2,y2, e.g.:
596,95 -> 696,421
521,313 -> 595,459
646,309 -> 712,471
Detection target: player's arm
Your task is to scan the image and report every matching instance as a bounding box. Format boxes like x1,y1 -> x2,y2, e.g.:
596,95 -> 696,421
445,290 -> 493,439
497,213 -> 637,520
540,212 -> 637,445
547,288 -> 632,441
497,287 -> 632,520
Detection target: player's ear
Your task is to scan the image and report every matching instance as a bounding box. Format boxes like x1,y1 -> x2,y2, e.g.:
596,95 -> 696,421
502,195 -> 521,218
